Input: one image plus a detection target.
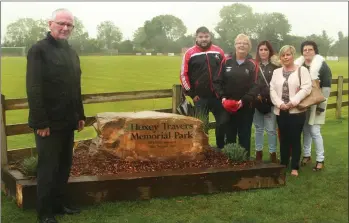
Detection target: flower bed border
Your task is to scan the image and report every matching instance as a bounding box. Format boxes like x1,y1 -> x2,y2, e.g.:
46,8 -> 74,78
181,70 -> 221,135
1,163 -> 286,209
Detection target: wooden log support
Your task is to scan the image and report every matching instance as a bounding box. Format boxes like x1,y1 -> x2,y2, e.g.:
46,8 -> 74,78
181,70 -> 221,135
329,90 -> 348,97
3,98 -> 28,111
326,103 -> 337,109
81,89 -> 173,105
6,139 -> 90,164
172,84 -> 182,114
7,147 -> 37,164
5,108 -> 172,136
1,94 -> 8,167
336,76 -> 344,119
1,163 -> 286,209
4,89 -> 173,110
331,78 -> 349,84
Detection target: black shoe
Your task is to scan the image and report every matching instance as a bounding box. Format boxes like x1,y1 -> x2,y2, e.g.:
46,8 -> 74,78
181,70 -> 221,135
54,206 -> 81,215
38,216 -> 58,223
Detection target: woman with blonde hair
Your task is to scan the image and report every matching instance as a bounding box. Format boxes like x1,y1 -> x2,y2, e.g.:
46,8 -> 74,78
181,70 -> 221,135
270,45 -> 312,176
213,33 -> 258,157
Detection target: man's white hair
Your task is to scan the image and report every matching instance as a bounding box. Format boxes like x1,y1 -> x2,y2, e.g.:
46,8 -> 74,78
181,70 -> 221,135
50,8 -> 74,21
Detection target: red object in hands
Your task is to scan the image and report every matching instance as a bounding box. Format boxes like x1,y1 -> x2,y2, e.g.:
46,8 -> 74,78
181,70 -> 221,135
223,99 -> 240,113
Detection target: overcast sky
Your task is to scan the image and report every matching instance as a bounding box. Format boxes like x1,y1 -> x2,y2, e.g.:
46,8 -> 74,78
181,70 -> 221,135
1,2 -> 348,42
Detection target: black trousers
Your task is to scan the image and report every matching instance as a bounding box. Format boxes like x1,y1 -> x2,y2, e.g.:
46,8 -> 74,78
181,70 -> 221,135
223,106 -> 254,157
194,97 -> 226,149
276,110 -> 306,170
35,129 -> 75,217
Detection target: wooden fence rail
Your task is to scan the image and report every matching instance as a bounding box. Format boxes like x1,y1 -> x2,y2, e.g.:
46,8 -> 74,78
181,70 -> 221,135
1,77 -> 348,166
4,89 -> 173,111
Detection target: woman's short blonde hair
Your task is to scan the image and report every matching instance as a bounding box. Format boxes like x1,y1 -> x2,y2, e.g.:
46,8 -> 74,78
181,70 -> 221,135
234,33 -> 252,52
279,45 -> 296,58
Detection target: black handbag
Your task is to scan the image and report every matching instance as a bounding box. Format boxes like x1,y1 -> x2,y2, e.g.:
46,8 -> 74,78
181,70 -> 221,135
255,66 -> 272,114
255,99 -> 272,114
177,91 -> 195,116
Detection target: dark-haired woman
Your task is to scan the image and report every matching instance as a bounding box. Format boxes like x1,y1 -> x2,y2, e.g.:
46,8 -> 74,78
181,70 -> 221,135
253,41 -> 281,163
294,40 -> 332,171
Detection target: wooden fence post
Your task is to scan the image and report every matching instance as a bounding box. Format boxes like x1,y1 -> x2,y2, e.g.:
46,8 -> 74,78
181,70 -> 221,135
172,84 -> 182,114
1,94 -> 8,167
335,76 -> 344,119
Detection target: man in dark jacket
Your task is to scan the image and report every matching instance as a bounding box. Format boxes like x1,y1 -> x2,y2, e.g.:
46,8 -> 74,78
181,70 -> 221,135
180,26 -> 226,149
26,8 -> 85,223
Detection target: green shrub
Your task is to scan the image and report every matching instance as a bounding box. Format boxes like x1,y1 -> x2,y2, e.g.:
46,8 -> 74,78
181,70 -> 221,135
221,143 -> 248,162
21,156 -> 38,177
192,108 -> 209,133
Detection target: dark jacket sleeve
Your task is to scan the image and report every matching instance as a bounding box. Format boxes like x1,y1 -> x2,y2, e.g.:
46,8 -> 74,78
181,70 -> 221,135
184,89 -> 196,98
76,55 -> 86,121
317,61 -> 332,111
26,45 -> 50,129
241,63 -> 259,105
319,62 -> 332,88
212,58 -> 226,99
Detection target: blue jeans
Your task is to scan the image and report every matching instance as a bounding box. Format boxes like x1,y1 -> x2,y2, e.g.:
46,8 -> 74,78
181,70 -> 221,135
303,124 -> 324,162
253,108 -> 277,153
194,97 -> 226,149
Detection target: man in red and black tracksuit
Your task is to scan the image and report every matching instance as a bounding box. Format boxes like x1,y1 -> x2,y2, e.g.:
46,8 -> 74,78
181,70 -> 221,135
180,26 -> 226,149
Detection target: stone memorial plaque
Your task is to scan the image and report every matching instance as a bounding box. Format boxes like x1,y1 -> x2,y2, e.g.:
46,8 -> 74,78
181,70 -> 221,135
92,111 -> 209,161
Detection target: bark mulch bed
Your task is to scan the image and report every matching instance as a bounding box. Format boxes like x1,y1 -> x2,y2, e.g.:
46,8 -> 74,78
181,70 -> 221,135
70,146 -> 256,177
9,142 -> 256,178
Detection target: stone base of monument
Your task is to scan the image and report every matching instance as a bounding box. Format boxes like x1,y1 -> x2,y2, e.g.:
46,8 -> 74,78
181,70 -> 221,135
2,151 -> 286,210
2,111 -> 286,209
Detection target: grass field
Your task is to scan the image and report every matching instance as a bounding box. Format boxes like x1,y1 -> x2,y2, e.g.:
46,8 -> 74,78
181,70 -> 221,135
1,56 -> 348,223
1,56 -> 348,149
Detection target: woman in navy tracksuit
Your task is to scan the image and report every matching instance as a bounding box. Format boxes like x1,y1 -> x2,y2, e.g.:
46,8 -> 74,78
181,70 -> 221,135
213,34 -> 259,157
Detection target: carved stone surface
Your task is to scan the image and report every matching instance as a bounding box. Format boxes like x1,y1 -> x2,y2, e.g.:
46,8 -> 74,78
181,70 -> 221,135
92,111 -> 209,161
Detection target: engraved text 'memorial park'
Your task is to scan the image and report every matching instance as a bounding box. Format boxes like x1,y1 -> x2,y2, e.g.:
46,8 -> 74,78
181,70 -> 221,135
92,111 -> 209,161
128,123 -> 194,140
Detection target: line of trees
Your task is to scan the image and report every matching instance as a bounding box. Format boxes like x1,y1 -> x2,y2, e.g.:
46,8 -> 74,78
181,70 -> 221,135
1,3 -> 348,56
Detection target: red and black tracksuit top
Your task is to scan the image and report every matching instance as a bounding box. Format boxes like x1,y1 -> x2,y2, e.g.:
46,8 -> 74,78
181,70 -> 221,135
213,53 -> 259,108
180,44 -> 225,98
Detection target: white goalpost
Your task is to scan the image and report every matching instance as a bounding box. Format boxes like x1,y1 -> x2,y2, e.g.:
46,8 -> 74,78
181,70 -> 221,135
1,47 -> 26,57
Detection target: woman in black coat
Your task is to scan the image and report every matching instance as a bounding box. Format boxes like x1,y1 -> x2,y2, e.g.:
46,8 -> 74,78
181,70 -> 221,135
213,33 -> 258,157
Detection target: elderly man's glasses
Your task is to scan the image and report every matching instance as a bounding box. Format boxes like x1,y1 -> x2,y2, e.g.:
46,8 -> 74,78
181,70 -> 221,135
53,21 -> 74,29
